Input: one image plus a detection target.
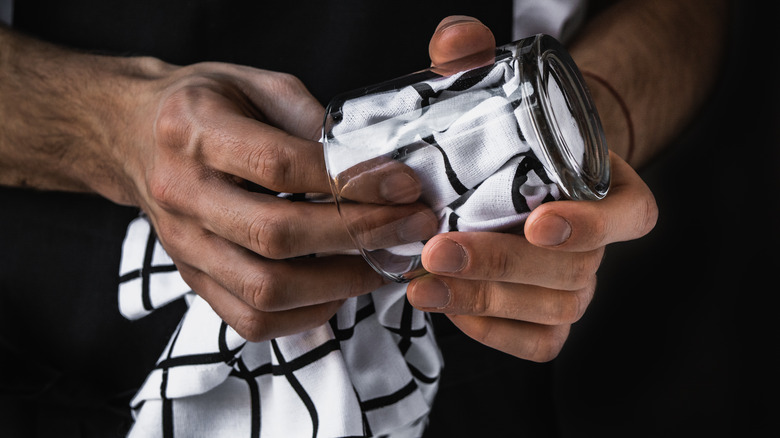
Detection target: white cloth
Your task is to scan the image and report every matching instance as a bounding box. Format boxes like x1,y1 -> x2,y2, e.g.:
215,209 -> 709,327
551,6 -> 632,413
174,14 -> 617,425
119,3 -> 585,436
120,218 -> 440,437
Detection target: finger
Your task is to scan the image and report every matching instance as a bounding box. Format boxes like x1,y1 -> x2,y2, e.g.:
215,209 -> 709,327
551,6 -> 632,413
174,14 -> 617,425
151,173 -> 437,258
429,15 -> 496,72
337,202 -> 438,252
213,253 -> 380,312
199,115 -> 423,204
335,156 -> 423,204
407,275 -> 595,326
179,263 -> 345,342
155,80 -> 333,195
208,181 -> 437,257
419,232 -> 604,291
236,68 -> 326,142
524,152 -> 658,251
236,69 -> 426,204
447,314 -> 571,362
201,113 -> 333,194
168,230 -> 384,312
191,177 -> 353,257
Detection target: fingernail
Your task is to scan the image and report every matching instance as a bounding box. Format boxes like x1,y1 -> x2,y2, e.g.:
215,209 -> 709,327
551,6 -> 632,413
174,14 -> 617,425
532,215 -> 572,246
397,211 -> 438,243
410,276 -> 451,309
426,238 -> 467,273
436,15 -> 482,33
380,172 -> 420,203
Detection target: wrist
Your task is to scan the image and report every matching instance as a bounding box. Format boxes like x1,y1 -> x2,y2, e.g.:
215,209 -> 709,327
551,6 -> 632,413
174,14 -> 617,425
80,54 -> 174,205
0,27 -> 171,204
580,70 -> 635,166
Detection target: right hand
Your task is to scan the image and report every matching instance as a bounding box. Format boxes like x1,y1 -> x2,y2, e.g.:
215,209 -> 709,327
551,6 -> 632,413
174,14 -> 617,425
108,60 -> 435,341
404,16 -> 658,363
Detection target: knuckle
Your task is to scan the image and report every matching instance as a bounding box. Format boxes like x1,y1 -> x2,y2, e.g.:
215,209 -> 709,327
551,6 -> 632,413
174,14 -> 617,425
561,257 -> 589,290
347,213 -> 393,251
636,193 -> 659,237
148,171 -> 185,211
465,317 -> 495,346
468,282 -> 492,315
589,247 -> 607,272
267,71 -> 306,93
175,262 -> 201,290
480,245 -> 514,280
241,269 -> 283,312
543,293 -> 582,325
345,215 -> 372,247
588,211 -> 612,246
529,325 -> 570,363
575,280 -> 598,320
156,81 -> 216,141
151,220 -> 186,252
353,207 -> 437,251
248,212 -> 295,259
246,139 -> 293,187
155,94 -> 190,144
231,309 -> 270,343
156,77 -> 238,159
562,250 -> 602,290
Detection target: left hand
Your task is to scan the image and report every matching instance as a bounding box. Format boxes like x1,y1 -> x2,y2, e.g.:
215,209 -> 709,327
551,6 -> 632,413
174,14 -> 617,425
407,16 -> 658,362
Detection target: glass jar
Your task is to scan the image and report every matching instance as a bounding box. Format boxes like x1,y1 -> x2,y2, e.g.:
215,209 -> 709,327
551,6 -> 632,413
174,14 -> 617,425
323,34 -> 610,282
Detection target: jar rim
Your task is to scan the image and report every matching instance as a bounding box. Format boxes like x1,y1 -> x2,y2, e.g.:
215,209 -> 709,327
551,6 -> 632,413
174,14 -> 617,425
515,34 -> 611,201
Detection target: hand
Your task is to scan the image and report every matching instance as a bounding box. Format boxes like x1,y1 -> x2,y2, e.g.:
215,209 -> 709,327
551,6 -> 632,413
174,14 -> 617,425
407,17 -> 658,362
116,61 -> 434,341
0,26 -> 433,342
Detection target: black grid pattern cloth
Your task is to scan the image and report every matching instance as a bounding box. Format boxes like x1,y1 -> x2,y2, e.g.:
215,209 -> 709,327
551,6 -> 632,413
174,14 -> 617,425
119,216 -> 439,437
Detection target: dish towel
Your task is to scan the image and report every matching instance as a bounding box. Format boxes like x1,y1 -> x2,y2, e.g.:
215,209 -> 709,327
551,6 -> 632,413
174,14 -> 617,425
119,216 -> 440,438
118,50 -> 561,438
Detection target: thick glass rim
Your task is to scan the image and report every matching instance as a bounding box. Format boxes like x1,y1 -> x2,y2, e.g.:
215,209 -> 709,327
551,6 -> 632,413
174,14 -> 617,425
517,34 -> 610,201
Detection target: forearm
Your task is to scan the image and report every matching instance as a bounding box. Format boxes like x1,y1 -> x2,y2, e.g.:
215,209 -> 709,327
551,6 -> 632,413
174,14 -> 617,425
0,25 -> 168,204
570,0 -> 730,167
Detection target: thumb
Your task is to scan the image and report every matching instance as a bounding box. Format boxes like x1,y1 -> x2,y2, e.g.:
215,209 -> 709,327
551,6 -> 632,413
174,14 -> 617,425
428,16 -> 496,71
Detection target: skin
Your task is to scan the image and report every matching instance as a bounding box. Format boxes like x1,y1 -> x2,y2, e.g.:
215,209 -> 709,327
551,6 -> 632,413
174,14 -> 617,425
0,0 -> 727,361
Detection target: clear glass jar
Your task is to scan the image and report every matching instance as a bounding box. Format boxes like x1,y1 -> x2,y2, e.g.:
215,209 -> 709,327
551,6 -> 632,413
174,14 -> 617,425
323,34 -> 610,282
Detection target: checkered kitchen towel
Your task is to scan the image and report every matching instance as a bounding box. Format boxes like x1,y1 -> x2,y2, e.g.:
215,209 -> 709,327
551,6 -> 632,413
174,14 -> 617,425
119,217 -> 439,438
118,43 -> 562,437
